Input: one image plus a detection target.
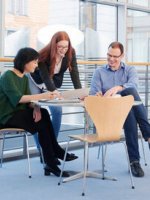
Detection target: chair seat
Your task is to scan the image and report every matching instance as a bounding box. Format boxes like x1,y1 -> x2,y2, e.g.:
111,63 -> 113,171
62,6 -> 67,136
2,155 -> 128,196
0,128 -> 32,178
0,128 -> 25,134
69,133 -> 121,143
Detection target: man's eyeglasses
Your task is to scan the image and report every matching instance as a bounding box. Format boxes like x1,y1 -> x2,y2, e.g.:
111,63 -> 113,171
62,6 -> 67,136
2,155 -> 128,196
107,53 -> 122,59
57,45 -> 68,51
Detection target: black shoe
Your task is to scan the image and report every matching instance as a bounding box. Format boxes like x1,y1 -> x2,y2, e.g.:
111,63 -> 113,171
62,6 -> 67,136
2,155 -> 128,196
39,154 -> 60,165
65,153 -> 78,161
57,152 -> 78,161
44,164 -> 69,177
130,161 -> 144,177
55,158 -> 61,165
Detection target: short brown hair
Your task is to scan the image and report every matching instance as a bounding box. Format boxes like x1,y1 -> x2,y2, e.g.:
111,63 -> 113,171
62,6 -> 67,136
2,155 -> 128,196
108,41 -> 124,54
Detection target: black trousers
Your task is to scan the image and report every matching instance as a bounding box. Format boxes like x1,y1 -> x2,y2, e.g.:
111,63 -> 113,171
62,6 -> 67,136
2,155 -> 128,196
5,108 -> 65,166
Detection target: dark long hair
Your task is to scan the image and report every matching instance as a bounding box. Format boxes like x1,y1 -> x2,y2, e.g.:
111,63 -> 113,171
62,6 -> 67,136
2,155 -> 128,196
14,47 -> 39,73
38,31 -> 74,77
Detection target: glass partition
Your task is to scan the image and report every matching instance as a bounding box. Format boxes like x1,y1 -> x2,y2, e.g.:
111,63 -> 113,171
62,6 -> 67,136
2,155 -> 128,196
96,4 -> 116,59
4,0 -> 80,57
127,0 -> 149,7
79,2 -> 116,59
127,9 -> 150,62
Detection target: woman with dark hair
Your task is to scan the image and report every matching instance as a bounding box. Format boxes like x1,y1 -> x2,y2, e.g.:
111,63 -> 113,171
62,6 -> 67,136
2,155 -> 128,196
0,47 -> 78,177
28,31 -> 82,139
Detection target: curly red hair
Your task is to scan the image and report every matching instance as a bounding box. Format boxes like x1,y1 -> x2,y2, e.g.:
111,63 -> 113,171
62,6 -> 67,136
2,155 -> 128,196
39,31 -> 74,77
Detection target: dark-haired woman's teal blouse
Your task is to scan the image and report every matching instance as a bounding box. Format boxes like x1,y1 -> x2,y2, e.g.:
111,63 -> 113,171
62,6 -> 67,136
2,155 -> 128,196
0,70 -> 30,125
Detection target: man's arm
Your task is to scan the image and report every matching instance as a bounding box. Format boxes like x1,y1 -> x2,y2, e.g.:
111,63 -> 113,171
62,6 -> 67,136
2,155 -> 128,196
122,66 -> 138,89
103,86 -> 123,97
89,68 -> 102,95
104,66 -> 138,97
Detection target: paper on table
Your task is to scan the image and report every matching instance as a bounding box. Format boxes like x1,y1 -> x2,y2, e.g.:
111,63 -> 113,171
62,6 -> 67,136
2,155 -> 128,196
31,88 -> 89,104
61,88 -> 90,100
38,99 -> 81,103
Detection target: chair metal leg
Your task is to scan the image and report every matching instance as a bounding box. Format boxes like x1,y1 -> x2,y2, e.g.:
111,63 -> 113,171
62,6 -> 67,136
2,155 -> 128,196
122,141 -> 135,189
39,147 -> 45,168
0,129 -> 32,178
139,132 -> 147,166
97,144 -> 107,174
25,132 -> 32,178
101,144 -> 105,179
97,144 -> 101,159
99,144 -> 117,181
97,144 -> 107,160
84,140 -> 90,171
0,133 -> 6,168
58,138 -> 70,185
82,141 -> 88,196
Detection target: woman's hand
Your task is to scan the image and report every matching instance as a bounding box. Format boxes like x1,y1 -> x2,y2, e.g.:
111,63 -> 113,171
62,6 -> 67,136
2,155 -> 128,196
41,90 -> 62,100
52,90 -> 63,99
33,106 -> 41,122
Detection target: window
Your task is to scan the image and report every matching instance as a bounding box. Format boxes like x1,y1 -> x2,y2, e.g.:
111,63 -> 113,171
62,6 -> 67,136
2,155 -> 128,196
96,4 -> 116,58
80,2 -> 117,59
127,10 -> 150,62
7,0 -> 27,16
127,0 -> 149,7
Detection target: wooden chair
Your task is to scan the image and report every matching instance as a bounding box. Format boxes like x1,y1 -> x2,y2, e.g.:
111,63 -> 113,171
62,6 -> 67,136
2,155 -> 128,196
0,128 -> 32,178
58,95 -> 135,196
97,131 -> 148,166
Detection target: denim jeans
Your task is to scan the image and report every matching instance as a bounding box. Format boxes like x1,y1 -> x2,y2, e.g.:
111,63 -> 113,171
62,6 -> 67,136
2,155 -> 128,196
120,87 -> 150,162
27,74 -> 62,151
49,106 -> 62,138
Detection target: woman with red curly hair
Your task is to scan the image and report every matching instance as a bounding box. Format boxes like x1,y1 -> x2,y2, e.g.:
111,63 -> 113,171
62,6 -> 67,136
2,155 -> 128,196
28,31 -> 81,163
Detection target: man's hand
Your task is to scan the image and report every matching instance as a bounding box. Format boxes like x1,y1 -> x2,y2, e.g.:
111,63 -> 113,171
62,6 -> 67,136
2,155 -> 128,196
104,86 -> 123,97
33,106 -> 41,122
96,91 -> 103,97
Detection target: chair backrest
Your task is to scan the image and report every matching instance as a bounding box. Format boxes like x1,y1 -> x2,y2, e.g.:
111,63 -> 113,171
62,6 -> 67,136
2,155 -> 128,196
84,95 -> 134,142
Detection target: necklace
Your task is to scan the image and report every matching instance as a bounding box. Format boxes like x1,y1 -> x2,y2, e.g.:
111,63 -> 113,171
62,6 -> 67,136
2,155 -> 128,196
56,55 -> 63,65
56,58 -> 62,66
54,57 -> 63,74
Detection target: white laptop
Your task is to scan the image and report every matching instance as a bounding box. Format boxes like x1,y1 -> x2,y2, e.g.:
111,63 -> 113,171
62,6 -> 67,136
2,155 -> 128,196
61,88 -> 90,100
38,88 -> 89,104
